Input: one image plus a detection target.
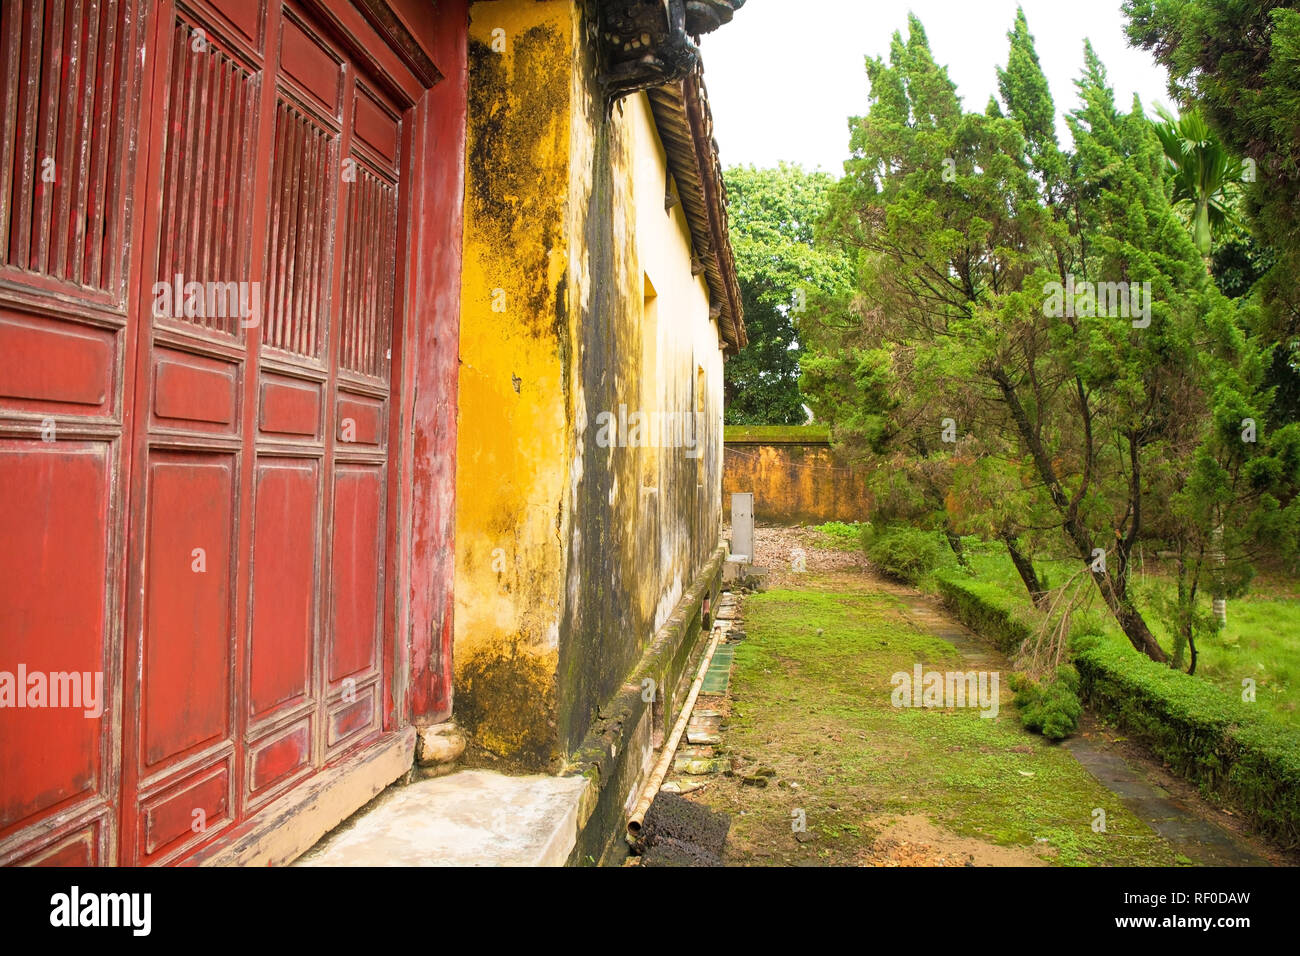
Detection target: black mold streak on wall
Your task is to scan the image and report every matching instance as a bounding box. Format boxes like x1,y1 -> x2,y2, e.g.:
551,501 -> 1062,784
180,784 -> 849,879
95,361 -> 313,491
558,1 -> 643,755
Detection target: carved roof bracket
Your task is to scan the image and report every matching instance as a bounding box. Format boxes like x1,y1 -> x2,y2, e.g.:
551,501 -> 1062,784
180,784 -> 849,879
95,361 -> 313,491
597,0 -> 745,104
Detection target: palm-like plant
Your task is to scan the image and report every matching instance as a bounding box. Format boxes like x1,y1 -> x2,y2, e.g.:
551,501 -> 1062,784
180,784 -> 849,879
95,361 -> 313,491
1152,104 -> 1245,260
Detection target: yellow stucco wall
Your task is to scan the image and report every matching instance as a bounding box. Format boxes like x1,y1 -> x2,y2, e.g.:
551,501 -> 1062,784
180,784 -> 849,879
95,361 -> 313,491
624,90 -> 724,636
456,0 -> 573,762
458,0 -> 729,765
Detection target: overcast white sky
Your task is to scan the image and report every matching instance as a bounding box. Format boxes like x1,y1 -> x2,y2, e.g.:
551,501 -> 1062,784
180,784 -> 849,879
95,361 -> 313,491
700,0 -> 1173,175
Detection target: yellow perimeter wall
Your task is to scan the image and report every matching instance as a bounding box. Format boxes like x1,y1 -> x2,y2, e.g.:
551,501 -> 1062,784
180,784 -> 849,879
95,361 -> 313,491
722,429 -> 873,526
456,0 -> 726,767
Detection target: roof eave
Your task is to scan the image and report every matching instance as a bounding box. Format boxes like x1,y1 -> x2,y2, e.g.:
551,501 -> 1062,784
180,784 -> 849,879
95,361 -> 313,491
646,69 -> 746,353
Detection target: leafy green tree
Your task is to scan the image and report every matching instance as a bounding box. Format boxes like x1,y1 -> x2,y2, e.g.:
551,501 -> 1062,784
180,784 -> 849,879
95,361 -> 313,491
1125,0 -> 1300,414
722,163 -> 851,424
804,14 -> 1285,668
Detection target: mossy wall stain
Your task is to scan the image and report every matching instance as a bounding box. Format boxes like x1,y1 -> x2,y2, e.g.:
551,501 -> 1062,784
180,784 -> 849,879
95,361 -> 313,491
557,17 -> 641,752
455,643 -> 559,765
557,0 -> 725,755
465,25 -> 569,332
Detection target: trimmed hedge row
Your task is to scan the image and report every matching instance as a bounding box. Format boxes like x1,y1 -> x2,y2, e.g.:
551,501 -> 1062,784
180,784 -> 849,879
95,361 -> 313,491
1074,634 -> 1300,848
934,569 -> 1300,847
933,572 -> 1034,655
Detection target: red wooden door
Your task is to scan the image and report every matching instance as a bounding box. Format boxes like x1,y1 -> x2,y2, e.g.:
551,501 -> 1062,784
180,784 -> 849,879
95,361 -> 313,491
1,0 -> 433,866
120,0 -> 407,865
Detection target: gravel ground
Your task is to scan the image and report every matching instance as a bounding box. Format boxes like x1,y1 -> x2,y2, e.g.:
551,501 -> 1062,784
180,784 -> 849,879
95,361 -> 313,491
726,523 -> 868,589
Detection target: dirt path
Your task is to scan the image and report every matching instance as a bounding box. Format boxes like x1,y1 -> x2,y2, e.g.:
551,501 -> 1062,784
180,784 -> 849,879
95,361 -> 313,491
686,528 -> 1285,866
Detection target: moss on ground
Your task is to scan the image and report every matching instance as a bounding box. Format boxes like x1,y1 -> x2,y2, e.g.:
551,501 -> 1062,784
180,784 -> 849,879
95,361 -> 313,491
694,579 -> 1184,866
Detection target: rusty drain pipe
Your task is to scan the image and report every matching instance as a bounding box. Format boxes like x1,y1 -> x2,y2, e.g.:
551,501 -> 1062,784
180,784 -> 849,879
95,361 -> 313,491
627,619 -> 725,835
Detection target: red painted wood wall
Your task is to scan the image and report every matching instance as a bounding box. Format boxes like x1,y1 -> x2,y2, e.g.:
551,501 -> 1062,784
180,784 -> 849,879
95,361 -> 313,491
0,0 -> 466,866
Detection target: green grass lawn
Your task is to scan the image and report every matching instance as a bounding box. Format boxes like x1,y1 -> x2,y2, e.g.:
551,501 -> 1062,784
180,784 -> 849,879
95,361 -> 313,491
699,580 -> 1186,866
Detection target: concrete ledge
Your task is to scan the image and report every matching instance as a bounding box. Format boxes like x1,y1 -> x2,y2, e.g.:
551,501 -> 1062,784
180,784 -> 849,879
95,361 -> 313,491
295,770 -> 590,866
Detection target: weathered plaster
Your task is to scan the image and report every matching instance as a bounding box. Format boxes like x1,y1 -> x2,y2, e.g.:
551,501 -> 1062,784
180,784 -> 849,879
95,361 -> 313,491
457,0 -> 729,768
557,3 -> 725,757
456,1 -> 574,764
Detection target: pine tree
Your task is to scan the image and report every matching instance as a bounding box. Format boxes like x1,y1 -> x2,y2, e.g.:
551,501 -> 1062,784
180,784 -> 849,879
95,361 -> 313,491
996,7 -> 1066,197
805,17 -> 1291,666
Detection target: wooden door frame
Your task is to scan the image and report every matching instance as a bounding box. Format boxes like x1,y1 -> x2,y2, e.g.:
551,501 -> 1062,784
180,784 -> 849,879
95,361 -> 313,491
400,0 -> 466,727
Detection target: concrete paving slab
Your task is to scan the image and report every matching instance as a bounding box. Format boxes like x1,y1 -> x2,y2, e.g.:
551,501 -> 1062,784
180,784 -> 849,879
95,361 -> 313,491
295,769 -> 590,867
1063,737 -> 1265,865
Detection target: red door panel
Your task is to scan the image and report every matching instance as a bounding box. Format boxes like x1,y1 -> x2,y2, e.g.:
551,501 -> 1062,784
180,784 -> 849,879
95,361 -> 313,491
0,0 -> 144,867
0,315 -> 115,407
0,443 -> 111,828
247,719 -> 311,798
329,465 -> 383,682
140,762 -> 230,858
249,458 -> 319,716
25,826 -> 100,866
141,455 -> 236,767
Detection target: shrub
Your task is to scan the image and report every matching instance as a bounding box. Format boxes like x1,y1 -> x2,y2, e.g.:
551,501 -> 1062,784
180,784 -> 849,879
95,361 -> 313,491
861,524 -> 943,584
1010,665 -> 1083,740
1076,634 -> 1300,847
